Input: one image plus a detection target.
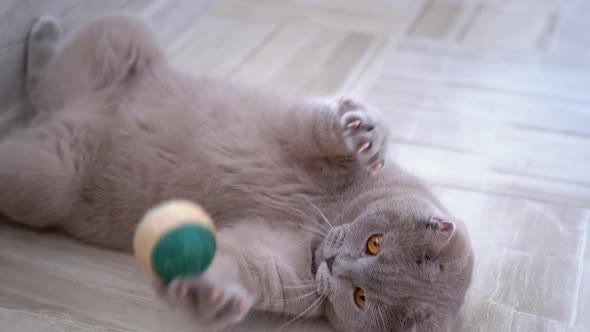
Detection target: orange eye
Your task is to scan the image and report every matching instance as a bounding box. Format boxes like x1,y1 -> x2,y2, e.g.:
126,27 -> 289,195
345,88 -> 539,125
366,234 -> 383,255
354,288 -> 366,308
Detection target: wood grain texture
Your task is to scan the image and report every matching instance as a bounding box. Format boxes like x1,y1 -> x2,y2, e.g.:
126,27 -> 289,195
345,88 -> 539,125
1,0 -> 589,331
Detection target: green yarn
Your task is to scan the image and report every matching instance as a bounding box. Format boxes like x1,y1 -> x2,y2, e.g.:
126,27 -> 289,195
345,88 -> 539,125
151,223 -> 216,282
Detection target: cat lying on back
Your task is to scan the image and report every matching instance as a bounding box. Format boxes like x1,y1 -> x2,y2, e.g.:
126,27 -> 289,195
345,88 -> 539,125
0,14 -> 474,331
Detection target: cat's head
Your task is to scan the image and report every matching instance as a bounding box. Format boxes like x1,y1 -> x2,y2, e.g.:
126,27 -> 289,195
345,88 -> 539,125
312,194 -> 474,331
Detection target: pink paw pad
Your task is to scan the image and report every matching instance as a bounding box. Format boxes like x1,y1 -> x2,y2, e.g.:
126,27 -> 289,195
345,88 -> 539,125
236,297 -> 253,314
210,286 -> 222,302
174,281 -> 190,298
371,161 -> 384,174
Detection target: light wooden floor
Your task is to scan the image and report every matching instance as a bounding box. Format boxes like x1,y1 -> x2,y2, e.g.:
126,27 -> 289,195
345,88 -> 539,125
1,0 -> 589,331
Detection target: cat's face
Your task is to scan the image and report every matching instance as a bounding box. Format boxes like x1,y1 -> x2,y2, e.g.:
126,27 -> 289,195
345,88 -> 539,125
312,195 -> 473,331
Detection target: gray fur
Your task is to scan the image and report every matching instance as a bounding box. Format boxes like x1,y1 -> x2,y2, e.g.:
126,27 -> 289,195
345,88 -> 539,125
0,14 -> 474,331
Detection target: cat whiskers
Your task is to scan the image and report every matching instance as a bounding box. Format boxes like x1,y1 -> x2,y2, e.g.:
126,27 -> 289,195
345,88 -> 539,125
258,199 -> 328,236
282,279 -> 318,287
376,304 -> 387,332
270,289 -> 318,305
286,221 -> 326,237
273,294 -> 327,332
282,282 -> 318,290
282,285 -> 317,292
272,197 -> 331,236
363,303 -> 386,332
305,197 -> 335,231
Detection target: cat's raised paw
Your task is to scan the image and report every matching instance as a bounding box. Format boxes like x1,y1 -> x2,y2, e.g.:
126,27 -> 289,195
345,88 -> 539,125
334,96 -> 388,174
154,275 -> 254,328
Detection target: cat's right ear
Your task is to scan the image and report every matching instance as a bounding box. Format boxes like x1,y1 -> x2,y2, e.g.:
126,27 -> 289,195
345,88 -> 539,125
426,217 -> 456,255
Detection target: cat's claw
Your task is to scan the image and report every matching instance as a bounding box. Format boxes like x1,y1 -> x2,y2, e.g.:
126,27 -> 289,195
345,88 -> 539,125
154,275 -> 254,328
334,96 -> 388,174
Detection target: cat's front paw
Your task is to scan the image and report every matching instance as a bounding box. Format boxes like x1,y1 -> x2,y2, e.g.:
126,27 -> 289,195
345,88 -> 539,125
333,96 -> 388,173
154,275 -> 254,328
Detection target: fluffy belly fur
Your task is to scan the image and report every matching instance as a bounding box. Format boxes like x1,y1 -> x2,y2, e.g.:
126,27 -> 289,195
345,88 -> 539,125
53,75 -> 327,250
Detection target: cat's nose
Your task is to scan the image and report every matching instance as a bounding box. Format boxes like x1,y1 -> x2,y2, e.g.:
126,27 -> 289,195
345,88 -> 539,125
325,256 -> 336,273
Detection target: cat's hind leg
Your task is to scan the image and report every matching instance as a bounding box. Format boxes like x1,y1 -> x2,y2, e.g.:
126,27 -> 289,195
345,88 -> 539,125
28,14 -> 165,112
0,121 -> 79,229
25,16 -> 61,100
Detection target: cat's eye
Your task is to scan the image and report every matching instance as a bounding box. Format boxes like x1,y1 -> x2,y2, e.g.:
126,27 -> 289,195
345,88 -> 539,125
366,234 -> 383,255
354,288 -> 366,309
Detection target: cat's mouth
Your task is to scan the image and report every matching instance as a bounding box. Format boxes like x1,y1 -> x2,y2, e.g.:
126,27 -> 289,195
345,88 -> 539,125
309,235 -> 323,277
311,255 -> 318,277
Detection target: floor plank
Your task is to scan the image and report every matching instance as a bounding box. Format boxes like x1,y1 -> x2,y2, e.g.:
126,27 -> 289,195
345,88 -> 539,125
1,0 -> 589,331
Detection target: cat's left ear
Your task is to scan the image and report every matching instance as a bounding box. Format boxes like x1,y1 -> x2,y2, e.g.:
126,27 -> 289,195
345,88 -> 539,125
427,217 -> 456,254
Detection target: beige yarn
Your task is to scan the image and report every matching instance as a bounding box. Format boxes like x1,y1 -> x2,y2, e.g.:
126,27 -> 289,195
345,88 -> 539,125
133,199 -> 215,279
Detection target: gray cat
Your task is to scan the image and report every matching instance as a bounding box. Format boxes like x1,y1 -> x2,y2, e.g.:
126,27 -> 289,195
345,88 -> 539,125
0,14 -> 474,332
